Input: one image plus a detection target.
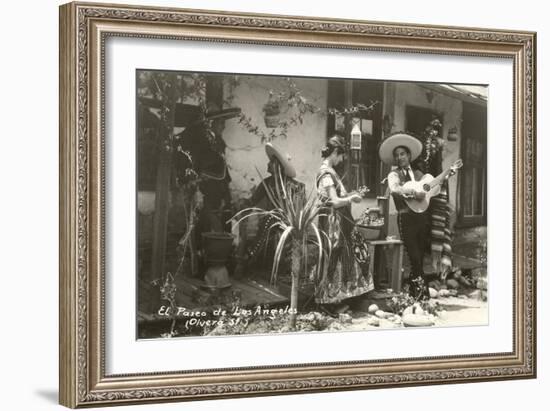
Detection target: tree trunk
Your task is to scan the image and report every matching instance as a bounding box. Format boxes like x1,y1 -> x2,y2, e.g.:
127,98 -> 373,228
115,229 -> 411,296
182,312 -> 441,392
289,239 -> 302,329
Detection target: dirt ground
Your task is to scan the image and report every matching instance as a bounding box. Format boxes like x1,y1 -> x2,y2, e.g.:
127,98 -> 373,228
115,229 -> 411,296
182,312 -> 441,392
197,291 -> 489,337
335,295 -> 488,332
433,296 -> 488,327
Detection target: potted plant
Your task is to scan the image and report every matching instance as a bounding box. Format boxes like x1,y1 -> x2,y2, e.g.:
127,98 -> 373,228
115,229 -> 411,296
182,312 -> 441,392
263,93 -> 281,128
231,167 -> 328,329
201,231 -> 235,289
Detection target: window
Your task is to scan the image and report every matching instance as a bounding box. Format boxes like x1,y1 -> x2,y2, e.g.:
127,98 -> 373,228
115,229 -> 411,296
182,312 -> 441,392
326,79 -> 384,196
458,102 -> 487,226
405,105 -> 442,137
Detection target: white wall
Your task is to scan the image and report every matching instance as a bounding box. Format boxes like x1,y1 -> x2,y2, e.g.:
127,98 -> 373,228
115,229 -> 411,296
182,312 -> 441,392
0,1 -> 547,411
223,75 -> 327,200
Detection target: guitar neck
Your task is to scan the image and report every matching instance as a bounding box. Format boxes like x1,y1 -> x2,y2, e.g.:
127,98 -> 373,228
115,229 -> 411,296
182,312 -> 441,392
428,167 -> 454,189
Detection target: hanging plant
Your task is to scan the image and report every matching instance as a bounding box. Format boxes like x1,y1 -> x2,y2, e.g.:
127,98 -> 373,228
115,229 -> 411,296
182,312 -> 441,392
263,93 -> 282,128
422,118 -> 444,166
239,78 -> 323,140
447,126 -> 459,141
327,101 -> 379,116
231,78 -> 378,143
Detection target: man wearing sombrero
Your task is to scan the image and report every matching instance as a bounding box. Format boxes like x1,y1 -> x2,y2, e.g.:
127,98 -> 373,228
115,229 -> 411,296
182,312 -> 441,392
379,133 -> 430,300
250,143 -> 301,206
234,143 -> 304,276
174,104 -> 242,233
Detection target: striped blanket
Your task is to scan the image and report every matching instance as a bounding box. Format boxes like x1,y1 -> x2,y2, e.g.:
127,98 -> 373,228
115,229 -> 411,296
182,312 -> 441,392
429,182 -> 453,277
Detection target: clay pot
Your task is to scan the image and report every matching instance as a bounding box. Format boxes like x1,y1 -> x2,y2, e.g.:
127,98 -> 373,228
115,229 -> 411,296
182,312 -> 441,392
264,114 -> 280,128
201,232 -> 235,290
356,226 -> 382,240
201,232 -> 234,264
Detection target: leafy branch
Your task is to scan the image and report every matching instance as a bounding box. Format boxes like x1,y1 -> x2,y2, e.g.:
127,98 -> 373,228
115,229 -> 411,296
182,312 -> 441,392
327,101 -> 379,117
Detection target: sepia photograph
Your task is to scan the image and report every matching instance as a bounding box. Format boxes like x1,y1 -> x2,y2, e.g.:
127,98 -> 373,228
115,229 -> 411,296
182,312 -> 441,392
135,70 -> 488,339
57,2 -> 536,407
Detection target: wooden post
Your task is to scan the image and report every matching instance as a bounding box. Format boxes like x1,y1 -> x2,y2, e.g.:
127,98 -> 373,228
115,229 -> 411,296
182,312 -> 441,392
149,73 -> 178,312
380,81 -> 396,196
343,80 -> 354,188
206,74 -> 224,108
150,145 -> 172,295
391,243 -> 404,293
203,74 -> 227,233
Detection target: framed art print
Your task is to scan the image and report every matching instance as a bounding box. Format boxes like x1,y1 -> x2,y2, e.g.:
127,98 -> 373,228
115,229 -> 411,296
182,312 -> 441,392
59,2 -> 536,407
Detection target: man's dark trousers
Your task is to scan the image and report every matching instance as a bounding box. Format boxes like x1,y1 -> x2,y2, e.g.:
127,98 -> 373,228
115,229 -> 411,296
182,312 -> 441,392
398,211 -> 429,282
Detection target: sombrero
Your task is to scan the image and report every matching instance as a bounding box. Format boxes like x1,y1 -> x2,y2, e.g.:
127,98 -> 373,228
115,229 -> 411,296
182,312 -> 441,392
205,107 -> 241,121
265,143 -> 297,178
378,133 -> 423,165
174,103 -> 203,127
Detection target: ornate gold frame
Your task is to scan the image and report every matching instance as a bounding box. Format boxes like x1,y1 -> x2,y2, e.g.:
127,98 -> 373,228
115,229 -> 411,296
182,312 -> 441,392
59,2 -> 536,408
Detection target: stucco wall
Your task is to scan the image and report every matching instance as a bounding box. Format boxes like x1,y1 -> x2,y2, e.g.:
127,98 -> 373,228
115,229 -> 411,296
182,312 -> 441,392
222,76 -> 328,201
223,79 -> 467,228
222,76 -> 382,222
137,75 -> 329,243
138,78 -> 469,240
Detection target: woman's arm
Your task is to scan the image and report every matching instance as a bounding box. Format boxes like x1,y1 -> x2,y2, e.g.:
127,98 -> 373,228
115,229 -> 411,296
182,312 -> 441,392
325,186 -> 362,208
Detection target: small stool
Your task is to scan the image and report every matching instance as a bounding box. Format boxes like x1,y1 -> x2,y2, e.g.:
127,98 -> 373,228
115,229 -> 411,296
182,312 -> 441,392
366,239 -> 404,293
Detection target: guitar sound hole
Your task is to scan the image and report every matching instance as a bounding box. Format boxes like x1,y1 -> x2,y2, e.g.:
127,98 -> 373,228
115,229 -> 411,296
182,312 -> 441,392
423,184 -> 430,192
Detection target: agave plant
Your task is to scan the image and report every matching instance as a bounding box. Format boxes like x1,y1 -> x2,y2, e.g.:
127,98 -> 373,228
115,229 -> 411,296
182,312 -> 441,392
231,164 -> 329,329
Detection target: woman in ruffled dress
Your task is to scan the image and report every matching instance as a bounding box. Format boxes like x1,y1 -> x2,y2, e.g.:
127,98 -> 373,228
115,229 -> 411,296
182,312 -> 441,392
315,136 -> 374,309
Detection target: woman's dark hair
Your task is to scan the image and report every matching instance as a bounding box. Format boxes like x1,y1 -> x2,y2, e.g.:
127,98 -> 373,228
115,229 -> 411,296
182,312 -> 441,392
321,135 -> 346,158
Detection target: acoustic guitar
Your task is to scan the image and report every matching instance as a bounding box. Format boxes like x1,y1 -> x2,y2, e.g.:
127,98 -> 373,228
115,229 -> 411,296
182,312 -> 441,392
402,159 -> 463,213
